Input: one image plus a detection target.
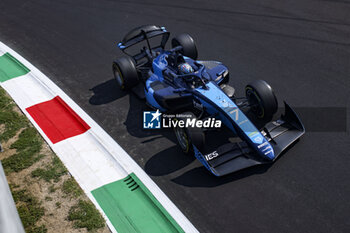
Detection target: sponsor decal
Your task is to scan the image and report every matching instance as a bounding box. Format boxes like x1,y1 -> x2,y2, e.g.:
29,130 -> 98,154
220,99 -> 231,108
257,141 -> 268,149
262,146 -> 271,152
252,134 -> 263,144
257,140 -> 273,156
204,151 -> 219,161
248,131 -> 258,137
264,150 -> 273,156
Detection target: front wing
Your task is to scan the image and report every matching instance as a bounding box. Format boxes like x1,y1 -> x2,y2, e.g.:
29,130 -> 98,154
194,102 -> 305,176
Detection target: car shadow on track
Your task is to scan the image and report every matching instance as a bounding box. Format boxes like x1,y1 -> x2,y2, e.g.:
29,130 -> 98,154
171,164 -> 272,188
89,78 -> 127,105
89,78 -> 176,139
144,145 -> 196,176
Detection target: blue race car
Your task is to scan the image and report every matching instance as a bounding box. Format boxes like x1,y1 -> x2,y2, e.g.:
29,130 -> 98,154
113,25 -> 305,176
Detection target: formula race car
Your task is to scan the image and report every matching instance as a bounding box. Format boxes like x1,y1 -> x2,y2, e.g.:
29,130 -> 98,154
112,25 -> 305,176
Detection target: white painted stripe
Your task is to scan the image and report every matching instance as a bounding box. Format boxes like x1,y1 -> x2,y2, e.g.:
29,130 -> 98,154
53,132 -> 128,191
0,51 -> 5,56
1,74 -> 54,109
0,41 -> 199,233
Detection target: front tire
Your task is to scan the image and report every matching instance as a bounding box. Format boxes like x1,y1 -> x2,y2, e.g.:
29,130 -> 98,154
172,33 -> 198,60
112,56 -> 138,90
245,80 -> 278,120
173,112 -> 205,156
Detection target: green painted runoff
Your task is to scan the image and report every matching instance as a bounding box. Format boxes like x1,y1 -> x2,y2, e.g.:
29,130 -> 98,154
0,53 -> 30,82
91,173 -> 184,233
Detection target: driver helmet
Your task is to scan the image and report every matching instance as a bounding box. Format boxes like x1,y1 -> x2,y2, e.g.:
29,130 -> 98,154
178,63 -> 194,74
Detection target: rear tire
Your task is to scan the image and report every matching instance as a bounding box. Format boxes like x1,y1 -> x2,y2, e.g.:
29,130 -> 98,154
245,80 -> 278,120
172,34 -> 198,60
112,56 -> 138,90
173,112 -> 205,156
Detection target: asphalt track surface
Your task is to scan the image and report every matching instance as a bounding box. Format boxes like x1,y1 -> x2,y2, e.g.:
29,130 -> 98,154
1,0 -> 350,232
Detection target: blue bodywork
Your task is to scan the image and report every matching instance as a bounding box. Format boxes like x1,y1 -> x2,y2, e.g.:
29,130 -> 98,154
143,51 -> 276,175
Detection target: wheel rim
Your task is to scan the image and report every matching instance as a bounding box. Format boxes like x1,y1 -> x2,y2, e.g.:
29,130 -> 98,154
174,126 -> 189,152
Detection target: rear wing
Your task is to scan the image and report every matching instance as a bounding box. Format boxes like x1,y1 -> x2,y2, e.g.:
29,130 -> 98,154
117,25 -> 169,55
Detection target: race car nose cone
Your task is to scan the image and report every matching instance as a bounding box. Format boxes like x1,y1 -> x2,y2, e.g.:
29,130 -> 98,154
253,135 -> 275,160
263,147 -> 275,160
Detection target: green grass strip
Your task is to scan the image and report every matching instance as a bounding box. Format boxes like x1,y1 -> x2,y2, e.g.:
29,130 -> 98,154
0,52 -> 30,82
68,200 -> 105,230
91,173 -> 184,233
2,127 -> 44,173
